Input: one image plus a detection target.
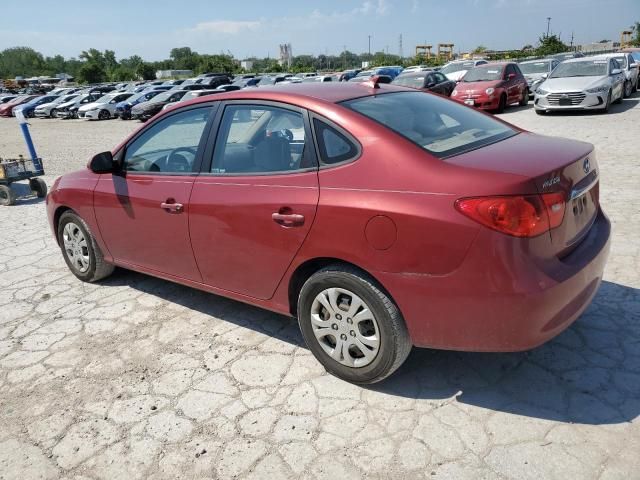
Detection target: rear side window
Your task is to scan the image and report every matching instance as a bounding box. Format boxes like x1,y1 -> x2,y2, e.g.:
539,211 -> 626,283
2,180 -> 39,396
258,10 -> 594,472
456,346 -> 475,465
342,91 -> 516,159
313,119 -> 359,165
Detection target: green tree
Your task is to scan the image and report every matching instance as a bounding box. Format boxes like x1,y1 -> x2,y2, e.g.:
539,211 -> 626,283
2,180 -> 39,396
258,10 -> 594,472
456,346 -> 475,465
473,45 -> 488,54
0,47 -> 45,78
137,63 -> 156,80
77,62 -> 106,83
536,34 -> 568,56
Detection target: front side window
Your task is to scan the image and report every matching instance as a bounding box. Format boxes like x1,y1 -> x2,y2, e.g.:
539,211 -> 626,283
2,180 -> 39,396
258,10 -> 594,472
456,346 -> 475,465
342,91 -> 516,159
123,107 -> 212,173
211,105 -> 310,174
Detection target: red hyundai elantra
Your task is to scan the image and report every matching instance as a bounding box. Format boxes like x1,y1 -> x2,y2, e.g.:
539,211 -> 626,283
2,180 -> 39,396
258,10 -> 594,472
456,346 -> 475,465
46,82 -> 610,384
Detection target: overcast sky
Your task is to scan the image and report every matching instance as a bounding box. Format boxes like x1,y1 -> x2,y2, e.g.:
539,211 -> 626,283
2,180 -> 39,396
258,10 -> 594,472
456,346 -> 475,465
1,0 -> 637,60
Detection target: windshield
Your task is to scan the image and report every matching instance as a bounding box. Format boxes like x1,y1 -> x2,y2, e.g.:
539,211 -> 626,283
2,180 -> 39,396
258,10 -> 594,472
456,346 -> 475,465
550,60 -> 608,78
392,74 -> 426,89
59,94 -> 78,103
342,91 -> 516,158
519,62 -> 550,74
440,62 -> 475,74
258,76 -> 276,85
462,65 -> 504,82
152,91 -> 175,102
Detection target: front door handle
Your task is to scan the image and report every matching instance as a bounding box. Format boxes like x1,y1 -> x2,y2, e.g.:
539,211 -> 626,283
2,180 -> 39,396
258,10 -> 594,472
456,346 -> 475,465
272,212 -> 305,227
160,201 -> 184,213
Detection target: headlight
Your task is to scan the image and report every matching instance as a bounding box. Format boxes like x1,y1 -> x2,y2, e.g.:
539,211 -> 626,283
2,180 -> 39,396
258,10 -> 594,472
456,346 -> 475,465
485,88 -> 495,95
536,88 -> 549,95
586,85 -> 609,93
451,90 -> 458,97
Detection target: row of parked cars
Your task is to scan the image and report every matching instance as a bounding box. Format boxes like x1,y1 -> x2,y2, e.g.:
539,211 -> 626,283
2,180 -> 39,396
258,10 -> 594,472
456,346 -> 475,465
2,50 -> 638,122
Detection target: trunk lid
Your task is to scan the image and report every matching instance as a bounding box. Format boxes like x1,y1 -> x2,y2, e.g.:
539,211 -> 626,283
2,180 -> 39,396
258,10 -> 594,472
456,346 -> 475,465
447,132 -> 599,255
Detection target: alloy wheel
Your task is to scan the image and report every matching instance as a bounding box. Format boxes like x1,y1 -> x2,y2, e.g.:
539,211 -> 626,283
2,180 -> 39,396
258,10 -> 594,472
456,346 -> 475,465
310,287 -> 380,368
62,222 -> 90,273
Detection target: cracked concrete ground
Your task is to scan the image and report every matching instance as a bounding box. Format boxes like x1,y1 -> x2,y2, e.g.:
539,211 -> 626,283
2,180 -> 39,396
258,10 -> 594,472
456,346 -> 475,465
0,95 -> 639,479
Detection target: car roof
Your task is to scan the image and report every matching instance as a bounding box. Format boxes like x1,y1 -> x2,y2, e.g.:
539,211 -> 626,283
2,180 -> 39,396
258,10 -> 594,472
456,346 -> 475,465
591,53 -> 627,59
520,58 -> 551,64
173,82 -> 412,110
562,57 -> 604,64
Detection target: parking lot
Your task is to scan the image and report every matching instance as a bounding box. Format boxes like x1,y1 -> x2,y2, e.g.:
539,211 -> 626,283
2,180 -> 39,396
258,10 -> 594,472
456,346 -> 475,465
0,95 -> 639,479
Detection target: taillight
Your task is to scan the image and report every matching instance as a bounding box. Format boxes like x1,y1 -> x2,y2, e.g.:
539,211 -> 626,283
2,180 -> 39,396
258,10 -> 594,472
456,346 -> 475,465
455,193 -> 565,238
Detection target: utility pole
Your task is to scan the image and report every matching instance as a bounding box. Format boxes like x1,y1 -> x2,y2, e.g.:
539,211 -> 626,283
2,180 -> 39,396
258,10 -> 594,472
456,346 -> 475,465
570,31 -> 575,49
343,45 -> 347,69
546,17 -> 552,38
399,34 -> 403,59
368,35 -> 372,56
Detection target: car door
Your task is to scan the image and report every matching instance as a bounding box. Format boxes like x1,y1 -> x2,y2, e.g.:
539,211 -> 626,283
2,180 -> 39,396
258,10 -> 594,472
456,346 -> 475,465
610,59 -> 624,99
502,65 -> 517,103
189,101 -> 319,300
93,105 -> 215,281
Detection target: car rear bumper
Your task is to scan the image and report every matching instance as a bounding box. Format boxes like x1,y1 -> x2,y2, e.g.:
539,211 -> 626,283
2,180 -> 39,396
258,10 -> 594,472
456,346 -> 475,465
377,209 -> 611,351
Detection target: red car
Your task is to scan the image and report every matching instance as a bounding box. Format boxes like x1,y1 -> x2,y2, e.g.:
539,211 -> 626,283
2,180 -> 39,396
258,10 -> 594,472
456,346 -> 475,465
0,95 -> 40,117
46,82 -> 610,384
451,62 -> 528,112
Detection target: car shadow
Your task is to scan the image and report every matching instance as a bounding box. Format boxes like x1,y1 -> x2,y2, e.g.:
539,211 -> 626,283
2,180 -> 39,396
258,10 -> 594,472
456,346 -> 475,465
6,181 -> 45,205
105,270 -> 638,425
369,280 -> 639,426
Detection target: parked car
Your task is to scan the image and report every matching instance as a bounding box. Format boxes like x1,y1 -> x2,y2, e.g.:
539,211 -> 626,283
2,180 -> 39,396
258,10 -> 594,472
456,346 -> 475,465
87,85 -> 117,95
451,62 -> 528,112
591,53 -> 638,97
15,95 -> 61,117
46,83 -> 611,384
349,74 -> 393,84
440,59 -> 488,82
232,77 -> 261,88
548,51 -> 584,61
0,95 -> 18,104
402,65 -> 432,73
339,69 -> 361,81
56,93 -> 104,119
534,57 -> 625,114
131,90 -> 189,121
34,94 -> 80,118
162,89 -> 226,110
257,75 -> 288,86
518,59 -> 560,98
303,75 -> 339,83
214,84 -> 242,92
200,76 -> 232,89
78,92 -> 134,120
0,95 -> 40,117
115,90 -> 163,119
351,67 -> 399,80
171,83 -> 207,91
392,70 -> 456,96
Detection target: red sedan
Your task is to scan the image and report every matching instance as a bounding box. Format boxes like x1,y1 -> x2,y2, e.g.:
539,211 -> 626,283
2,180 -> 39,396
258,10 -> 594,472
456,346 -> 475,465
46,82 -> 610,384
0,94 -> 40,117
451,62 -> 528,112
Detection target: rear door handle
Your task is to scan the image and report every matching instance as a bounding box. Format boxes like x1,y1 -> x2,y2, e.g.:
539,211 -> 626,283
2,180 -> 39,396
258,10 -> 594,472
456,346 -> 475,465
160,201 -> 184,213
272,212 -> 305,227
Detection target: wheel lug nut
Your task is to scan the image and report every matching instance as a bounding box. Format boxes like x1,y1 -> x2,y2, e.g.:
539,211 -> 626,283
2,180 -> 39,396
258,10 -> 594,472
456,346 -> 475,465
340,334 -> 347,341
350,330 -> 356,337
331,324 -> 338,330
335,314 -> 342,320
347,318 -> 353,324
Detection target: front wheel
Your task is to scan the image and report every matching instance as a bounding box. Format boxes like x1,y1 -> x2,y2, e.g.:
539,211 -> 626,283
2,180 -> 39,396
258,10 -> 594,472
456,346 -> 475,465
297,266 -> 411,384
601,91 -> 612,113
623,80 -> 632,98
57,211 -> 114,282
495,94 -> 507,114
98,109 -> 110,120
50,108 -> 57,119
519,89 -> 529,106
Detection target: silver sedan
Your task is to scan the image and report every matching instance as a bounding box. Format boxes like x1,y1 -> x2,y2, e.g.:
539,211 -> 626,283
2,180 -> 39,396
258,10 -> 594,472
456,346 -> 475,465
534,57 -> 625,114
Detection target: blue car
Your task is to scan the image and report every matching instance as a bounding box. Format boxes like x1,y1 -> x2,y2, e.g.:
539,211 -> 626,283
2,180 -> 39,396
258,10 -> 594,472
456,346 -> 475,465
115,90 -> 163,120
14,95 -> 60,118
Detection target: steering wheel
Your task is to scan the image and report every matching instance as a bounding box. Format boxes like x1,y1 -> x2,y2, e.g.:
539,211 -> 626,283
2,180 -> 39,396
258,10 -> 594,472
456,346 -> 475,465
165,147 -> 197,171
280,129 -> 294,141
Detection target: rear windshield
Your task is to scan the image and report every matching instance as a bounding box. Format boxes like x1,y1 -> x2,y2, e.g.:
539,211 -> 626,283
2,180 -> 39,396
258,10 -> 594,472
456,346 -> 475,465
519,61 -> 550,74
392,74 -> 425,89
342,91 -> 516,158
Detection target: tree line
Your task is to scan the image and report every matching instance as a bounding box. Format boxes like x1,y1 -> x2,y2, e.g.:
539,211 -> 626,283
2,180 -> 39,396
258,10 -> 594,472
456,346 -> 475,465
2,27 -> 637,83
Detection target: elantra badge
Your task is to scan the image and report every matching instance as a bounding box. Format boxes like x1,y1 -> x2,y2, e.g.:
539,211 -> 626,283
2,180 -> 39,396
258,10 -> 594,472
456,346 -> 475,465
542,177 -> 561,189
583,157 -> 590,174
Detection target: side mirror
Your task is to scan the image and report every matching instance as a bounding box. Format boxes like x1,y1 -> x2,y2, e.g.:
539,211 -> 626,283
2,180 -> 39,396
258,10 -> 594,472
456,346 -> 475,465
89,151 -> 116,174
541,73 -> 548,79
611,68 -> 622,75
630,63 -> 638,68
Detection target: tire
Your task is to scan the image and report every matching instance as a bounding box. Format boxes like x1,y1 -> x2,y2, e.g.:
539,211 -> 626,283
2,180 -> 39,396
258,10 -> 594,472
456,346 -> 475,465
496,94 -> 507,113
49,108 -> 57,119
601,91 -> 611,113
297,265 -> 411,384
0,185 -> 17,206
623,80 -> 632,98
519,89 -> 529,106
57,211 -> 114,282
29,178 -> 47,198
98,109 -> 110,120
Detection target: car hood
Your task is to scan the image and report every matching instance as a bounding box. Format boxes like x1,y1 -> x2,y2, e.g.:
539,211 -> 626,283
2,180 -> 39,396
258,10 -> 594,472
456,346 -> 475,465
455,80 -> 501,93
446,70 -> 468,82
78,102 -> 105,112
540,76 -> 606,92
523,73 -> 546,82
35,102 -> 56,110
133,101 -> 167,112
57,100 -> 77,109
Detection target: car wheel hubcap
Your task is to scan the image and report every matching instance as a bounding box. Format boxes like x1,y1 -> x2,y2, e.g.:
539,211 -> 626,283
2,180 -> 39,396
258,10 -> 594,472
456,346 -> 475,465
62,222 -> 90,273
310,288 -> 380,368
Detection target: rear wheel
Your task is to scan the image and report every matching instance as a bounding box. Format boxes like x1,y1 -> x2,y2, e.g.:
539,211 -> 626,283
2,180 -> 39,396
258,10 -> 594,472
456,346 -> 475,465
57,211 -> 114,282
49,108 -> 57,118
98,109 -> 110,120
519,89 -> 529,106
297,265 -> 411,384
29,178 -> 47,198
496,94 -> 507,113
0,185 -> 17,206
